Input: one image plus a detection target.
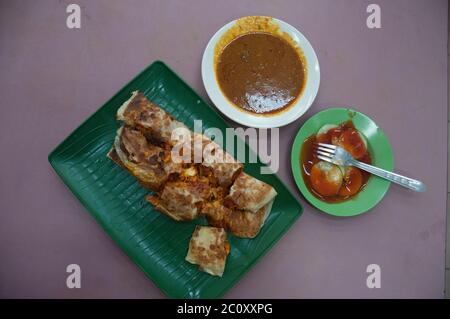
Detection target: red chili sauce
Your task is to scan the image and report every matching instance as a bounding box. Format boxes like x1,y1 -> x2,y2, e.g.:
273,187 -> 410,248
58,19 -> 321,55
300,121 -> 372,203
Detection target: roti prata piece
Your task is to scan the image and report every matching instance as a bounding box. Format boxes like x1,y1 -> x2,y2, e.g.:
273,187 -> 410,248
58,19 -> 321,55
185,226 -> 230,277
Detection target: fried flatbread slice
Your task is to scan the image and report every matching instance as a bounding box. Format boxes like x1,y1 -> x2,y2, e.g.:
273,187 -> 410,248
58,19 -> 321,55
170,132 -> 243,187
200,136 -> 243,187
185,226 -> 230,277
146,178 -> 210,221
117,91 -> 187,145
226,172 -> 277,213
202,199 -> 274,238
111,126 -> 182,191
117,91 -> 242,185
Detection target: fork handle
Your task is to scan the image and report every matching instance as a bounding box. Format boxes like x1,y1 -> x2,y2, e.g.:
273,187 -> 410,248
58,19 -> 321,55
350,160 -> 426,192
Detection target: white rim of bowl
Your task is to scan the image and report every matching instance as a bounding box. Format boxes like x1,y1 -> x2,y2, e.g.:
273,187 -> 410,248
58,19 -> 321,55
201,17 -> 320,128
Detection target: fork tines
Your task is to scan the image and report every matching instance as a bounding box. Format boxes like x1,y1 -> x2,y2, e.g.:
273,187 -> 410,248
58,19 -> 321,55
313,142 -> 335,163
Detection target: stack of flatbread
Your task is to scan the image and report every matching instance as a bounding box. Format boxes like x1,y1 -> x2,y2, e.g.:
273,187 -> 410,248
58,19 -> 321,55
108,91 -> 277,277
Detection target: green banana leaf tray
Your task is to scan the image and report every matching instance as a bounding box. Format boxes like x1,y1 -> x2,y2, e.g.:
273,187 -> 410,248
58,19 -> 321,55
48,61 -> 303,298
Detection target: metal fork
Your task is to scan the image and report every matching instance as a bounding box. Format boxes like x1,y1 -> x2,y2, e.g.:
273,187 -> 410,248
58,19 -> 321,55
314,143 -> 426,192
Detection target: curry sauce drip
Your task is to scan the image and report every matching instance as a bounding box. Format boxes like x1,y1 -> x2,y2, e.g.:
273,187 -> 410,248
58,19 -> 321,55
216,32 -> 306,115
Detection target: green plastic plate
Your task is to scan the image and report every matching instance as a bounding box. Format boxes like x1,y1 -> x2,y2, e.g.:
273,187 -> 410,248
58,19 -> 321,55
291,108 -> 393,217
48,61 -> 303,298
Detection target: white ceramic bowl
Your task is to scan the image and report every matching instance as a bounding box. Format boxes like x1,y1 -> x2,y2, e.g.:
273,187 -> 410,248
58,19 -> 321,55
202,17 -> 320,128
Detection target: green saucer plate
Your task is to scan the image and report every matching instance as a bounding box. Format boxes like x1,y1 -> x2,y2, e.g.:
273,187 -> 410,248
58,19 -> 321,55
291,108 -> 394,217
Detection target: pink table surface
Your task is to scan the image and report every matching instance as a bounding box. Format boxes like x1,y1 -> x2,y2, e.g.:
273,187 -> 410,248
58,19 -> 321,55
0,0 -> 447,298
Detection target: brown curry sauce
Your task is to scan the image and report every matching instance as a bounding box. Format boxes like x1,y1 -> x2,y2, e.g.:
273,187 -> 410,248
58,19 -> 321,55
215,17 -> 307,115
